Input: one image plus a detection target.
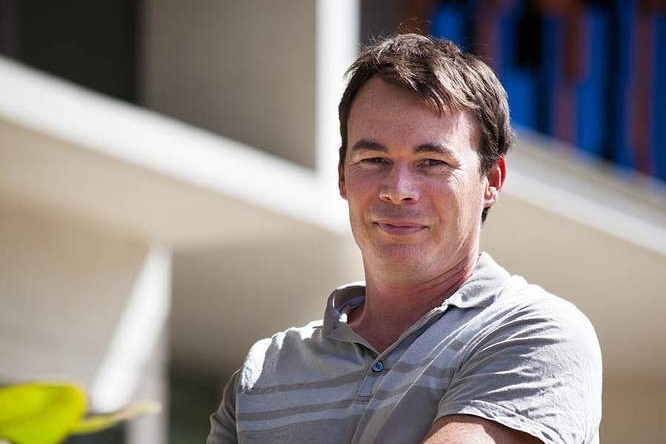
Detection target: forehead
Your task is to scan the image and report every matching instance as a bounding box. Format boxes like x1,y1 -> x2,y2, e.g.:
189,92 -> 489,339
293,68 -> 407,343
347,76 -> 478,149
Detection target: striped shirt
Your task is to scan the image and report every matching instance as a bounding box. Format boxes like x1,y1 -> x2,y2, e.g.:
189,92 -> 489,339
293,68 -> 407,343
207,253 -> 602,444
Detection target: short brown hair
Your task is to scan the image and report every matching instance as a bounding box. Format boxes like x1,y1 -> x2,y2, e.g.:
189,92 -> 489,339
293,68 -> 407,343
338,34 -> 513,222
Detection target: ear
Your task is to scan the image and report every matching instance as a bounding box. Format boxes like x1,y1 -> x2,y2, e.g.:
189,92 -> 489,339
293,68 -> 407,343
338,160 -> 347,199
483,156 -> 506,208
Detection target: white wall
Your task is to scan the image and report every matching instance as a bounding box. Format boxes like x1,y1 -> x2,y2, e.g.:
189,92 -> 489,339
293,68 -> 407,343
0,196 -> 169,443
141,0 -> 317,169
0,197 -> 147,385
601,377 -> 666,444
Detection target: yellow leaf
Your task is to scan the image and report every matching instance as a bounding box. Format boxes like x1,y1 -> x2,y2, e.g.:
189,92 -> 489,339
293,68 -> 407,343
0,382 -> 86,444
72,401 -> 161,434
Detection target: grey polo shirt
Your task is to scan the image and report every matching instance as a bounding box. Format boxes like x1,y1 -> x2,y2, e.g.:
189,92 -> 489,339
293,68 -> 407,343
207,253 -> 602,444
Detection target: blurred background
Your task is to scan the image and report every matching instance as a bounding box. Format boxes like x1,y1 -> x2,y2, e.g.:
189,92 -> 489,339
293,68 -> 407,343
0,0 -> 664,443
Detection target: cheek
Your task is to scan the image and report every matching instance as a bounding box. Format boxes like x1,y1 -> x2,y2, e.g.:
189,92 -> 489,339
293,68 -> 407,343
433,176 -> 484,219
344,178 -> 370,213
344,170 -> 378,201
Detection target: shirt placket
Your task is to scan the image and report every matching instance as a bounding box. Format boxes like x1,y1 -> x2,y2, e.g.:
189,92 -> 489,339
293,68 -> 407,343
349,303 -> 451,444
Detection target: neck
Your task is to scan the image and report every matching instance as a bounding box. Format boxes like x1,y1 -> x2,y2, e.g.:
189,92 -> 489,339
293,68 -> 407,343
349,251 -> 480,352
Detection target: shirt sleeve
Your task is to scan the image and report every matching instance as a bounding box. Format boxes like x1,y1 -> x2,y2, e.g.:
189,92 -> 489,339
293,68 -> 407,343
436,295 -> 603,444
206,369 -> 241,444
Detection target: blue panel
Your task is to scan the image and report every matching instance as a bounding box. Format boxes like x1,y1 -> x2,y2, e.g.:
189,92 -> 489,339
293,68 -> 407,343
496,1 -> 537,130
612,0 -> 636,169
503,69 -> 537,129
468,0 -> 522,79
431,4 -> 466,48
576,8 -> 608,157
653,16 -> 666,181
496,5 -> 521,77
539,15 -> 564,135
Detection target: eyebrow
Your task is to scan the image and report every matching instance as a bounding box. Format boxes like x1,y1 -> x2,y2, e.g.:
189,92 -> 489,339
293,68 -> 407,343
414,142 -> 456,157
350,139 -> 387,153
350,139 -> 455,157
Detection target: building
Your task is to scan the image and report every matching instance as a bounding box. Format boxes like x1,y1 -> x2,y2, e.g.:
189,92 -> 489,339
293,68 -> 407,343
0,1 -> 664,443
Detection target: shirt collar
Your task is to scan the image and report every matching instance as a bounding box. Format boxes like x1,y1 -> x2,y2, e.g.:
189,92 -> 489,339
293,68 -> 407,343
322,252 -> 511,341
444,252 -> 511,309
322,282 -> 367,342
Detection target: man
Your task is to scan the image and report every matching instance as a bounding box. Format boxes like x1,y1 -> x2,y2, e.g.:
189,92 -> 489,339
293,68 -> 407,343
207,34 -> 602,444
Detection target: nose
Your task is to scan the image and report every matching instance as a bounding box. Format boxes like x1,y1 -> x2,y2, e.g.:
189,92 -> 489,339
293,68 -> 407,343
379,163 -> 419,204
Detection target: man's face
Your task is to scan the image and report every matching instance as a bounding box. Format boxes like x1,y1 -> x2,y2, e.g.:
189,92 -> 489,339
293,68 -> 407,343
339,76 -> 504,280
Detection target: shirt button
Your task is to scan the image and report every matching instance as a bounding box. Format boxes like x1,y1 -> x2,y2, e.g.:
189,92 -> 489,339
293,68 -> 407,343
372,360 -> 384,373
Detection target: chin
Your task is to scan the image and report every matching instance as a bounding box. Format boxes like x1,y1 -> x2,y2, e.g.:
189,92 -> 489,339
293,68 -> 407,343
374,243 -> 430,264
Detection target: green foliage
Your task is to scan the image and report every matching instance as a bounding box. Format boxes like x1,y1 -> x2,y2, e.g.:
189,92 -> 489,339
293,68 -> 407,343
0,383 -> 85,444
0,382 -> 159,444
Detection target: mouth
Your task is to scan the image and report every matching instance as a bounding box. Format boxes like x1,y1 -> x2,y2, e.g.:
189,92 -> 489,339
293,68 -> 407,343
375,221 -> 427,236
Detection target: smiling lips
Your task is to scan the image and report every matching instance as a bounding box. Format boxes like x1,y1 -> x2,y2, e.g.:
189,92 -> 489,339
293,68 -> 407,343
375,221 -> 427,235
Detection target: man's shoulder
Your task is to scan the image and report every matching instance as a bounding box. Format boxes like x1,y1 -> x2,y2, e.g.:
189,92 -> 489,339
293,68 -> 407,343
437,274 -> 603,444
460,255 -> 600,355
240,281 -> 364,376
475,273 -> 601,362
465,253 -> 589,321
238,320 -> 328,389
497,274 -> 592,326
247,319 -> 325,359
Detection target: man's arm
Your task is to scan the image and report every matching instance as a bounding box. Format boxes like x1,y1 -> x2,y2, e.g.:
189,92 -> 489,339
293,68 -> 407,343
206,370 -> 240,444
422,415 -> 543,444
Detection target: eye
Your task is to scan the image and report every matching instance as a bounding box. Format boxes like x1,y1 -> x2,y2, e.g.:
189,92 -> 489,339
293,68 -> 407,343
419,159 -> 448,168
360,157 -> 389,166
